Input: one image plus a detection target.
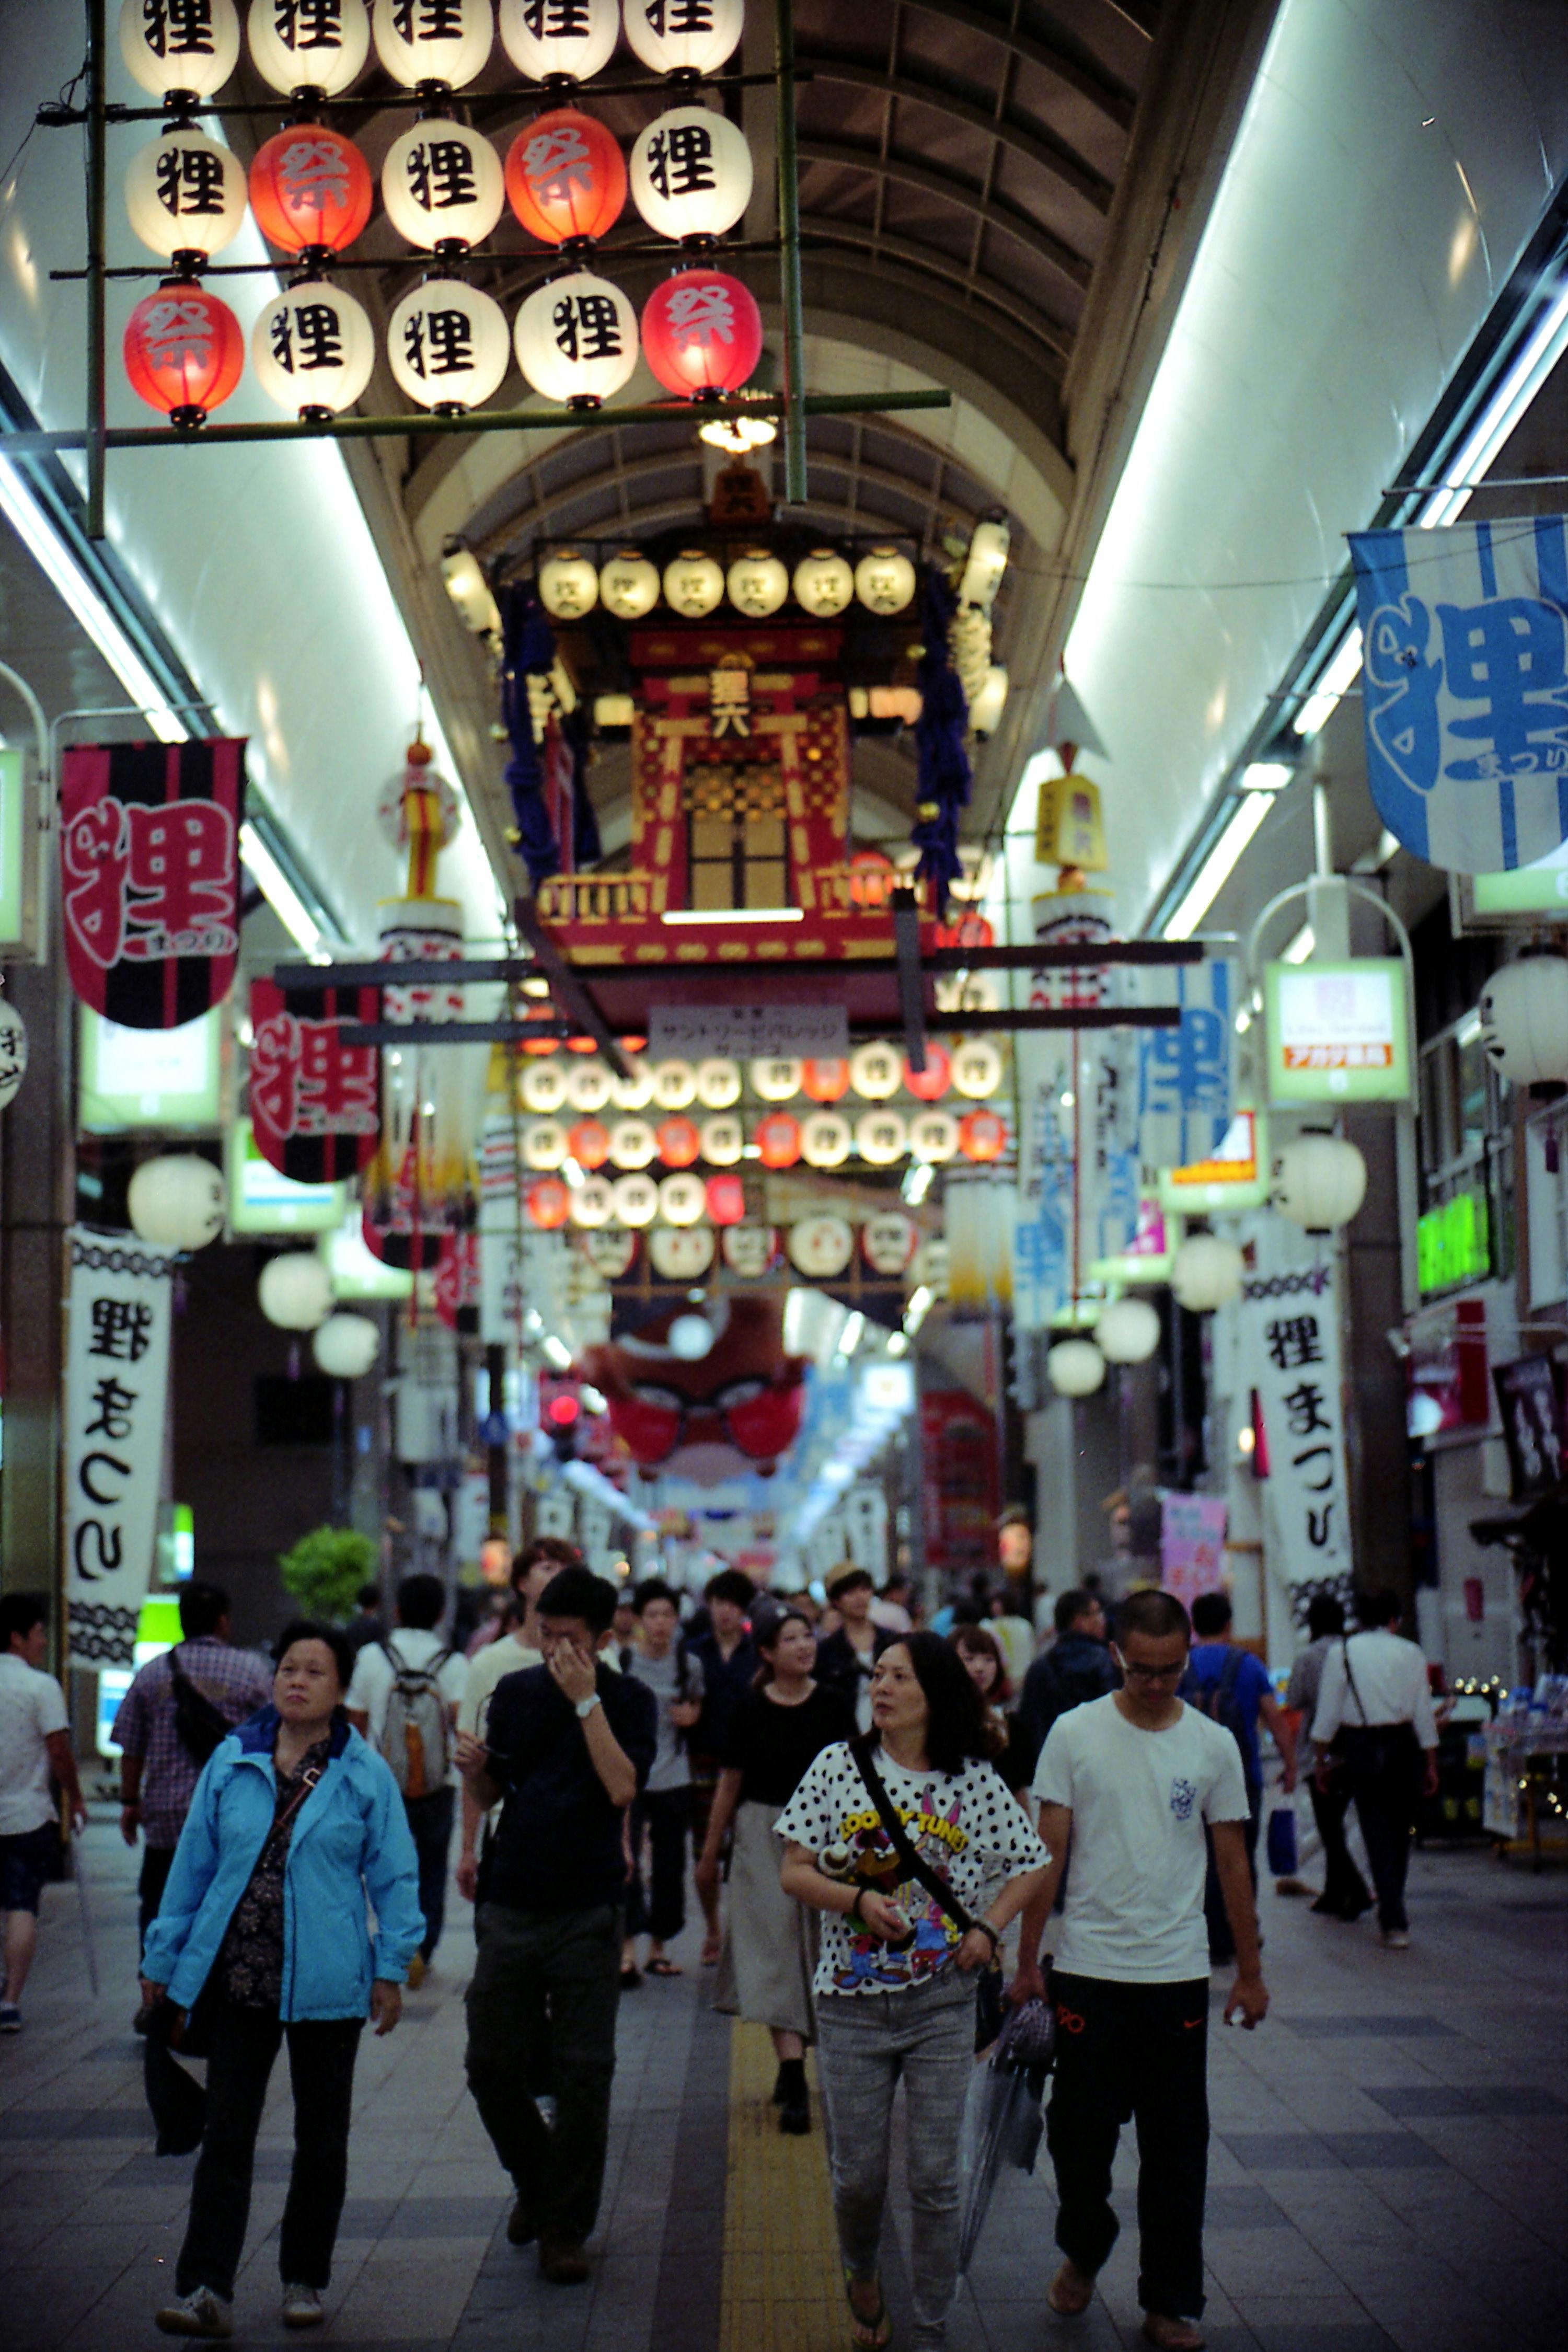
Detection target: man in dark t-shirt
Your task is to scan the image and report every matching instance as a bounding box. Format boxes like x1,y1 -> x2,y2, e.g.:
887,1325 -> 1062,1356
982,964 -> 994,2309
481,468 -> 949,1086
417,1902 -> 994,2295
458,1566 -> 656,2287
1016,1589 -> 1120,1781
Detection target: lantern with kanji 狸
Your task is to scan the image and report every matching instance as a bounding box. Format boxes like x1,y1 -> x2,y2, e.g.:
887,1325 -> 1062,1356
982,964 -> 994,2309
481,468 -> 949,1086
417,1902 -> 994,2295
500,0 -> 619,81
727,549 -> 788,617
249,124 -> 373,258
119,0 -> 239,102
383,118 -> 504,254
252,282 -> 375,419
855,544 -> 917,615
515,270 -> 639,406
601,549 -> 661,617
663,548 -> 724,615
505,110 -> 627,246
124,282 -> 244,428
249,0 -> 370,96
630,107 -> 753,244
124,129 -> 246,267
373,0 -> 493,89
793,547 -> 854,617
388,280 -> 511,412
624,0 -> 743,77
642,268 -> 762,397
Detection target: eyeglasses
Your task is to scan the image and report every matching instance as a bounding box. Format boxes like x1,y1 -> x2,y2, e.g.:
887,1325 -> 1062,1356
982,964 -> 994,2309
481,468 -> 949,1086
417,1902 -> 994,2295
1115,1657 -> 1186,1685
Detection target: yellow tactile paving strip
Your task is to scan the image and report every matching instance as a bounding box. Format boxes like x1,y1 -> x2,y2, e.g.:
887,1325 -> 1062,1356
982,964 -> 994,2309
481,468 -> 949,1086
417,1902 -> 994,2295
719,2022 -> 848,2352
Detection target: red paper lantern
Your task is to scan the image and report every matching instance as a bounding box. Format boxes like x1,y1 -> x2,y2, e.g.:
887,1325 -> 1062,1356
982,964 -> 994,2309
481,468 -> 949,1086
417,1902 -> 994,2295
706,1173 -> 745,1226
958,1108 -> 1007,1162
249,124 -> 373,256
505,110 -> 626,247
903,1044 -> 952,1102
568,1118 -> 611,1170
528,1175 -> 571,1228
123,282 -> 244,426
656,1115 -> 701,1169
936,909 -> 995,952
802,1058 -> 850,1103
755,1111 -> 802,1170
848,850 -> 897,909
641,269 -> 762,397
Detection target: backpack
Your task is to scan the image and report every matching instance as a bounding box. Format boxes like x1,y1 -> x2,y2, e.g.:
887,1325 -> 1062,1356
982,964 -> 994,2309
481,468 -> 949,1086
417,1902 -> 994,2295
377,1641 -> 453,1798
1180,1645 -> 1256,1785
168,1648 -> 235,1767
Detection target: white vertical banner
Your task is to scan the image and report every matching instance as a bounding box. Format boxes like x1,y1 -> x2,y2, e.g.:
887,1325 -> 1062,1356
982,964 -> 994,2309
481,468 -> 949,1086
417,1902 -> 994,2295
1236,1225 -> 1354,1609
64,1229 -> 177,1665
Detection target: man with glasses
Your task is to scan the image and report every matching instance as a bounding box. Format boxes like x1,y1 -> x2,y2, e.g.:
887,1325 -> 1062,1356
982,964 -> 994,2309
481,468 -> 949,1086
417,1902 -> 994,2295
1010,1589 -> 1266,2352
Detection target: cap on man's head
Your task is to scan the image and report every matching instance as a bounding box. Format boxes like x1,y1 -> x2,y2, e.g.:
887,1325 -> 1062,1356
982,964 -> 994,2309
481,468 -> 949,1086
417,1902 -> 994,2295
825,1561 -> 873,1598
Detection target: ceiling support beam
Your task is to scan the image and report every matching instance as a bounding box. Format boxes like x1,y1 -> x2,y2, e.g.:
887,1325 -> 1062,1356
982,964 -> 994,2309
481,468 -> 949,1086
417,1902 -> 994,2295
514,896 -> 634,1080
892,887 -> 930,1075
336,1005 -> 1181,1048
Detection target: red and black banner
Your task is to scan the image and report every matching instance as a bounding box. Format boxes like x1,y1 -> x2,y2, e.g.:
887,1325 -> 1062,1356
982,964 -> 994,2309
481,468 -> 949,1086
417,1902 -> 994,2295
60,739 -> 246,1029
249,978 -> 381,1185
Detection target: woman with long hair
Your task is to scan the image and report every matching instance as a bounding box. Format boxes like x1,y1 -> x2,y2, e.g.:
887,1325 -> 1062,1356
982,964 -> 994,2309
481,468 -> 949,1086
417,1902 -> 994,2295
950,1623 -> 1034,1799
696,1609 -> 854,2133
141,1622 -> 423,2339
778,1632 -> 1051,2350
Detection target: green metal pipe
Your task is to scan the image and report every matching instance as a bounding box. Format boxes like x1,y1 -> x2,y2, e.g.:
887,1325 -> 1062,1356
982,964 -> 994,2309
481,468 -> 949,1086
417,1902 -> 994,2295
86,0 -> 107,540
774,0 -> 809,506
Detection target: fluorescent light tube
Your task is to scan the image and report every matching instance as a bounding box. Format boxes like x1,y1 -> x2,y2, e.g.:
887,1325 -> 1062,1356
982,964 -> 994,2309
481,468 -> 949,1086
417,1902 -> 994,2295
660,907 -> 805,925
1292,628 -> 1364,740
239,820 -> 324,956
1164,792 -> 1274,938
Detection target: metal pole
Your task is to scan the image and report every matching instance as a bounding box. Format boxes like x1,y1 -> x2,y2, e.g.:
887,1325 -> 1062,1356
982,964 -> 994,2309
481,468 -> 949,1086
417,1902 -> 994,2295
774,0 -> 809,506
86,0 -> 108,541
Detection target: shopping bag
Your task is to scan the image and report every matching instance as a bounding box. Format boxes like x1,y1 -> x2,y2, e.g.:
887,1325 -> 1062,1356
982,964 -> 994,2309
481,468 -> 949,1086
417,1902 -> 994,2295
1266,1802 -> 1299,1877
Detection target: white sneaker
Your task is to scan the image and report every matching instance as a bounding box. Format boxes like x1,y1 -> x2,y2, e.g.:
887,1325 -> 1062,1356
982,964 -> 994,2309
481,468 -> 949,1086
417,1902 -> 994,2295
282,2283 -> 324,2328
1381,1929 -> 1411,1950
155,2288 -> 233,2338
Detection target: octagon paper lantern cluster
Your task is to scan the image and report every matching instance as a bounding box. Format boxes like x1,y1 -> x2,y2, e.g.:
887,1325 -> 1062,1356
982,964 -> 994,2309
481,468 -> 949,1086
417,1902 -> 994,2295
544,536 -> 921,621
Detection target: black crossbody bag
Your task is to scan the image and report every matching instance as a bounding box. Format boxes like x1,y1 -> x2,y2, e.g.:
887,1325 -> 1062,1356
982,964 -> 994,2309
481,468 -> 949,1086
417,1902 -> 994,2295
849,1736 -> 1007,2050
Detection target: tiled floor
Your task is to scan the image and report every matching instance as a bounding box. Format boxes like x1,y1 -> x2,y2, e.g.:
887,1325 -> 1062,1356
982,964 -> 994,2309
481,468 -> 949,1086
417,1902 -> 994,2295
1,1817 -> 1563,2349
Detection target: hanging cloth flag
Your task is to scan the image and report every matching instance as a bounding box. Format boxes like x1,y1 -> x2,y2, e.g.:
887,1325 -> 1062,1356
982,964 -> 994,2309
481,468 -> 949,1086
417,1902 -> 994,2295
1348,517 -> 1568,871
64,1229 -> 177,1665
1236,1219 -> 1353,1618
1136,958 -> 1235,1171
60,739 -> 246,1027
248,977 -> 381,1184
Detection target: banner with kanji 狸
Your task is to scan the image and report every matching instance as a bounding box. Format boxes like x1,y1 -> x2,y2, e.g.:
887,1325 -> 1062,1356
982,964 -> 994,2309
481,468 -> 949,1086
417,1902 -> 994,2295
1348,518 -> 1568,872
60,739 -> 246,1027
1236,1231 -> 1353,1618
248,978 -> 381,1184
1136,958 -> 1236,1172
64,1229 -> 177,1665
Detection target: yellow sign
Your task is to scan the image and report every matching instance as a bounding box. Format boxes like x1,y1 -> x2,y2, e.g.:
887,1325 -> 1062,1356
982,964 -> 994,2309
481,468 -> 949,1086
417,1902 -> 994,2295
1034,771 -> 1106,872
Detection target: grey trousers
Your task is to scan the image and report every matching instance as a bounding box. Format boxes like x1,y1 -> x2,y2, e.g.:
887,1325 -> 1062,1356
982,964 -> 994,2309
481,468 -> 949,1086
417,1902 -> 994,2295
815,1969 -> 976,2348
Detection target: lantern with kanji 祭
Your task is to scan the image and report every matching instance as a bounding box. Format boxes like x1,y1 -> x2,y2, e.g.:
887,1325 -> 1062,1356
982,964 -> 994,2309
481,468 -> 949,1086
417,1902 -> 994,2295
249,124 -> 373,258
755,1111 -> 802,1170
624,0 -> 743,77
856,1109 -> 907,1167
515,271 -> 639,406
373,0 -> 493,89
568,1118 -> 612,1170
500,0 -> 619,82
630,107 -> 753,244
529,1175 -> 572,1229
656,1116 -> 701,1169
125,129 -> 246,267
958,1107 -> 1007,1162
642,268 -> 762,397
252,282 -> 375,419
700,1114 -> 743,1165
124,281 -> 244,428
611,1117 -> 658,1169
505,110 -> 626,247
119,0 -> 239,102
249,0 -> 370,96
802,1058 -> 849,1103
389,280 -> 510,412
383,119 -> 504,254
801,1112 -> 850,1168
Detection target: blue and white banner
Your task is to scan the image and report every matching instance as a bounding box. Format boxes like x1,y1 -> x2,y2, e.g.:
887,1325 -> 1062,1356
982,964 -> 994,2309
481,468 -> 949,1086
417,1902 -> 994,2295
1348,518 -> 1568,872
1136,959 -> 1235,1171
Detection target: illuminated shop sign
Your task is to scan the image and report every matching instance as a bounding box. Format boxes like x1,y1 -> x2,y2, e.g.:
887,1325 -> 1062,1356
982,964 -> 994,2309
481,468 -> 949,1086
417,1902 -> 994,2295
79,1006 -> 222,1132
227,1119 -> 346,1235
1263,959 -> 1411,1104
1417,1190 -> 1490,1296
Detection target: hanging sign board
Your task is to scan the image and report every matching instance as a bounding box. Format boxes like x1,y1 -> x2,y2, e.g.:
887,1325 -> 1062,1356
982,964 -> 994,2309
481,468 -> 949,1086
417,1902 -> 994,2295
1237,1241 -> 1353,1609
648,1003 -> 848,1060
1136,958 -> 1237,1168
248,977 -> 381,1183
1262,959 -> 1411,1104
1157,1111 -> 1271,1213
79,1004 -> 222,1131
64,1229 -> 177,1665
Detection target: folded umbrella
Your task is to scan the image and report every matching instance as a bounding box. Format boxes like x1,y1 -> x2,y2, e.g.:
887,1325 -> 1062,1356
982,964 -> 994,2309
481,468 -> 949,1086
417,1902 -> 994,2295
958,1995 -> 1057,2273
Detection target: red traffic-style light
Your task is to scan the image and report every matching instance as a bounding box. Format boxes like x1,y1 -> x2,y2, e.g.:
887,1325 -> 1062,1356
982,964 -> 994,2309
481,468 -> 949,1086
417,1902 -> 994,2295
249,124 -> 373,257
505,110 -> 626,247
123,281 -> 245,428
641,268 -> 762,398
547,1392 -> 581,1427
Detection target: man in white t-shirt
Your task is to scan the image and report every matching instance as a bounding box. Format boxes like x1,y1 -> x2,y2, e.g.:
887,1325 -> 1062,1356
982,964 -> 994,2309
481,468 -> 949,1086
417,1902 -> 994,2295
1310,1585 -> 1438,1949
1009,1588 -> 1266,2352
0,1596 -> 86,2033
347,1572 -> 468,1982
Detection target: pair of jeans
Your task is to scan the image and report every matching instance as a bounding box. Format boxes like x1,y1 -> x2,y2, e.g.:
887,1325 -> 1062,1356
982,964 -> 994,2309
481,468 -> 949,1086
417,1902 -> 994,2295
815,1968 -> 976,2349
175,1997 -> 362,2299
139,1846 -> 177,1953
1339,1724 -> 1422,1932
1308,1767 -> 1371,1915
465,1901 -> 622,2246
1203,1781 -> 1260,1962
625,1786 -> 690,1944
402,1784 -> 455,1962
1046,1973 -> 1210,2321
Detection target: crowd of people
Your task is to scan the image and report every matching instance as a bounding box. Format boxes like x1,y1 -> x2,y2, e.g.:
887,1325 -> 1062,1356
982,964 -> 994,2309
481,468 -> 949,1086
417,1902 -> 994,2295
0,1547 -> 1447,2350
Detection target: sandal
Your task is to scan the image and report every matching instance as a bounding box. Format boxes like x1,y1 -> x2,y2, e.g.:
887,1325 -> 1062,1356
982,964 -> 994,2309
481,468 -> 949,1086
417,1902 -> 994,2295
844,2269 -> 892,2350
1140,2319 -> 1204,2351
644,1957 -> 683,1977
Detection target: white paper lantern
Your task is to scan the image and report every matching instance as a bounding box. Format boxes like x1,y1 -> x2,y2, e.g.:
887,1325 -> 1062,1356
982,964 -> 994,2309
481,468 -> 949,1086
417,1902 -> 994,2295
1274,1134 -> 1368,1234
699,1114 -> 744,1165
855,545 -> 917,615
863,1212 -> 918,1277
124,130 -> 246,263
1095,1296 -> 1161,1365
581,1226 -> 638,1280
1170,1233 -> 1244,1312
388,279 -> 510,411
908,1109 -> 959,1163
566,1058 -> 614,1112
614,1172 -> 660,1225
249,0 -> 370,95
727,548 -> 789,618
521,1058 -> 569,1112
252,281 -> 375,418
663,548 -> 724,617
1048,1338 -> 1106,1397
601,549 -> 661,619
610,1058 -> 656,1110
649,1224 -> 716,1279
312,1311 -> 381,1379
659,1172 -> 707,1226
787,1214 -> 855,1279
624,0 -> 743,77
801,1111 -> 851,1169
967,664 -> 1009,737
120,0 -> 239,99
950,1039 -> 1003,1099
723,1224 -> 777,1277
1478,955 -> 1568,1089
539,547 -> 601,618
516,270 -> 639,407
500,0 -> 619,80
849,1041 -> 901,1101
259,1251 -> 334,1331
373,0 -> 492,88
569,1174 -> 615,1227
127,1154 -> 224,1250
0,998 -> 28,1110
383,119 -> 504,252
652,1058 -> 697,1110
610,1117 -> 658,1169
695,1056 -> 741,1108
630,105 -> 753,241
856,1109 -> 907,1167
793,547 -> 853,617
525,1120 -> 570,1170
750,1056 -> 801,1102
958,517 -> 1010,610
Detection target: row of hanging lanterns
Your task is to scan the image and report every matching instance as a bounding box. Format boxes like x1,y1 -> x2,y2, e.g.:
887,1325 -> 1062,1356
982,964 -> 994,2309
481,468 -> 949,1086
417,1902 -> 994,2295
121,0 -> 745,106
515,1041 -> 1004,1112
519,1102 -> 1007,1173
539,537 -> 920,622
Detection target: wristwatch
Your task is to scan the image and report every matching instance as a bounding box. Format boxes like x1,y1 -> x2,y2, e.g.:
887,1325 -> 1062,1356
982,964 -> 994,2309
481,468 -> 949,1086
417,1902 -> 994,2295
575,1692 -> 603,1721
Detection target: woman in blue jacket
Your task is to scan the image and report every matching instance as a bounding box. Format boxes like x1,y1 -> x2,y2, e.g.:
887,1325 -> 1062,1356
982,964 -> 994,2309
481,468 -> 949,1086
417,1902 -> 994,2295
141,1620 -> 424,2340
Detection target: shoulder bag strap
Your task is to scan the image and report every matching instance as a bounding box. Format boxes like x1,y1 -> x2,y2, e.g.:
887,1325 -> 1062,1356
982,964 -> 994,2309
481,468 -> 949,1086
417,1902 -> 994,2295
1340,1635 -> 1369,1726
848,1735 -> 979,1937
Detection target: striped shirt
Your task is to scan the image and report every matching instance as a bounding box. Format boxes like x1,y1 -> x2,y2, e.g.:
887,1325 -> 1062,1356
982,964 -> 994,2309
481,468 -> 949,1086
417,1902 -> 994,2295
112,1639 -> 274,1847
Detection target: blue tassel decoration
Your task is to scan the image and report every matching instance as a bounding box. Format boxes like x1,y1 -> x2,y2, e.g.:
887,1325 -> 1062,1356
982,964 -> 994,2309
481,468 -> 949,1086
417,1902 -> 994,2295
499,585 -> 563,888
911,566 -> 972,912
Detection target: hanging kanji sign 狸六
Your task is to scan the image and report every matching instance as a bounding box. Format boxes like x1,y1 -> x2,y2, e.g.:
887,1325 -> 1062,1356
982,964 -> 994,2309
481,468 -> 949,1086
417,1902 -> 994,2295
60,739 -> 246,1028
248,978 -> 381,1185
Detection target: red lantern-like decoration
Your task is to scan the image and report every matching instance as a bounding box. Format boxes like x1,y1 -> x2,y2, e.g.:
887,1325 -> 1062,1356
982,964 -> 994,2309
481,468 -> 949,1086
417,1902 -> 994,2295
755,1111 -> 802,1170
903,1044 -> 952,1102
706,1173 -> 746,1226
958,1108 -> 1008,1162
568,1118 -> 611,1170
641,269 -> 763,397
848,850 -> 898,909
123,282 -> 244,427
504,110 -> 626,247
656,1116 -> 701,1169
528,1175 -> 572,1229
801,1058 -> 850,1103
936,909 -> 995,952
249,124 -> 373,257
